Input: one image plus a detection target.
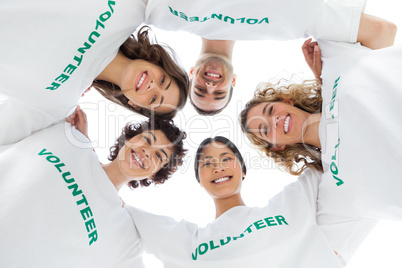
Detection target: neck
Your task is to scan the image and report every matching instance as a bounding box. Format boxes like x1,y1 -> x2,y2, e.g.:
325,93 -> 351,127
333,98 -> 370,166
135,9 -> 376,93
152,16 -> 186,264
213,194 -> 245,219
200,38 -> 235,59
302,112 -> 322,149
95,51 -> 128,86
101,160 -> 126,191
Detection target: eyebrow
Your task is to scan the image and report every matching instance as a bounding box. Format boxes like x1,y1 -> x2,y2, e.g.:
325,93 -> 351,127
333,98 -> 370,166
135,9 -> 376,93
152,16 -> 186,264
214,95 -> 226,100
155,78 -> 171,109
194,91 -> 204,98
200,152 -> 232,161
161,149 -> 168,160
258,123 -> 268,137
148,131 -> 156,142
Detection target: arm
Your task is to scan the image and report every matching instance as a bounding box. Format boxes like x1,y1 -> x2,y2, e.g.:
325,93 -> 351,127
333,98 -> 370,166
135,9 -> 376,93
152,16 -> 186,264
358,13 -> 397,49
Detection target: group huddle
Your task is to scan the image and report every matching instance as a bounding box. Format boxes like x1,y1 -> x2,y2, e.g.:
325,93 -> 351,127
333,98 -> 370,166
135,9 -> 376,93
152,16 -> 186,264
1,0 -> 401,267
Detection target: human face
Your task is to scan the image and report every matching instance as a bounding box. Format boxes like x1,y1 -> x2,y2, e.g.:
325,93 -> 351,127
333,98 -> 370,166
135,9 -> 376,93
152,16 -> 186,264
190,54 -> 236,111
116,130 -> 173,181
198,142 -> 243,199
246,100 -> 310,149
121,60 -> 180,114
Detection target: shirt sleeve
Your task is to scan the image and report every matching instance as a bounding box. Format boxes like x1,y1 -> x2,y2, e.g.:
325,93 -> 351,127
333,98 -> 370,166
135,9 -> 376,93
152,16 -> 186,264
0,96 -> 58,145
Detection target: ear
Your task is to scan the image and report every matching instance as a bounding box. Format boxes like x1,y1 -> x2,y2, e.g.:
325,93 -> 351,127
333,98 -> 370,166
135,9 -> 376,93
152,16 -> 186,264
232,74 -> 237,88
189,67 -> 195,79
242,171 -> 246,181
281,99 -> 294,106
128,100 -> 142,111
271,145 -> 286,151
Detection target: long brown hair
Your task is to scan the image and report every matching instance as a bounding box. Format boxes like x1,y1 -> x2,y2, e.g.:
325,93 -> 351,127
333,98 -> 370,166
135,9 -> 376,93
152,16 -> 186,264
240,79 -> 323,175
93,26 -> 189,119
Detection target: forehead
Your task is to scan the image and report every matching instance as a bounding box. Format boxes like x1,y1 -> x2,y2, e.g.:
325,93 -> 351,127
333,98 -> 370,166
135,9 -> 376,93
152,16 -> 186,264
200,142 -> 234,159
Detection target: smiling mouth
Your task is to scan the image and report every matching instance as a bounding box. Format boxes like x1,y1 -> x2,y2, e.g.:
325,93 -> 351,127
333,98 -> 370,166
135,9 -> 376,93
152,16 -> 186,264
203,70 -> 222,81
131,150 -> 145,169
212,176 -> 232,184
136,72 -> 147,91
284,114 -> 291,134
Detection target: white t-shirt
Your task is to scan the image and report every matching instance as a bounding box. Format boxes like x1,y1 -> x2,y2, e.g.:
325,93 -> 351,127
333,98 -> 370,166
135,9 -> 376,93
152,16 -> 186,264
126,168 -> 375,267
0,123 -> 144,268
0,0 -> 146,145
145,0 -> 365,42
317,40 -> 402,221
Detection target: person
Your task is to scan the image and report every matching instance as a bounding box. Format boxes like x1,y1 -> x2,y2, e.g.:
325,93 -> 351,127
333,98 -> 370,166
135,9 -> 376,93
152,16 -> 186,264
0,0 -> 189,145
0,108 -> 187,267
126,136 -> 376,267
144,0 -> 396,114
240,36 -> 402,222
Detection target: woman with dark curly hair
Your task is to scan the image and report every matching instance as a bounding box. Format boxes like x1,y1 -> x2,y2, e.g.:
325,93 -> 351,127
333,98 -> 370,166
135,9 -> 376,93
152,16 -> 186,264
240,38 -> 402,222
0,107 -> 187,267
0,0 -> 189,145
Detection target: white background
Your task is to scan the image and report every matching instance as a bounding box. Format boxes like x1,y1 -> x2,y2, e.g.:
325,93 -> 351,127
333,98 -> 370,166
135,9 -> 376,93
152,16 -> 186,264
80,1 -> 402,267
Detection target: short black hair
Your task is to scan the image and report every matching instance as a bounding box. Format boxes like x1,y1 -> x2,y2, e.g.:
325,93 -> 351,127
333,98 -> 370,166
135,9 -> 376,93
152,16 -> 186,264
189,85 -> 234,116
194,136 -> 246,182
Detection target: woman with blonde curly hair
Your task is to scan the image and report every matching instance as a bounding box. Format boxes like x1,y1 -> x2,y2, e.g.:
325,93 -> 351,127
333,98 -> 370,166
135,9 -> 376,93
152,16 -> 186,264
240,78 -> 322,176
240,37 -> 402,222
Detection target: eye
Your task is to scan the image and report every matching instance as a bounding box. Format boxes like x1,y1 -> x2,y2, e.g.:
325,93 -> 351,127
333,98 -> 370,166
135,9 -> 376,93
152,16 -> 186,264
150,95 -> 157,104
202,162 -> 211,167
197,87 -> 207,93
222,157 -> 232,162
269,105 -> 274,116
156,152 -> 163,162
143,136 -> 151,145
160,75 -> 166,85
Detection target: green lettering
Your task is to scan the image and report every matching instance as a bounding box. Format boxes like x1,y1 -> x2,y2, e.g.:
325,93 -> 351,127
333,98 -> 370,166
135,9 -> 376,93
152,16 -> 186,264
77,42 -> 91,54
247,18 -> 258,24
80,206 -> 93,221
189,16 -> 199,22
88,230 -> 98,245
55,163 -> 65,173
253,219 -> 266,230
209,240 -> 220,250
330,162 -> 338,175
76,194 -> 89,206
46,82 -> 61,91
108,0 -> 115,13
224,16 -> 234,24
275,215 -> 288,225
62,172 -> 75,184
264,217 -> 277,226
333,175 -> 344,186
220,237 -> 231,246
335,76 -> 341,83
179,12 -> 188,21
200,16 -> 210,22
99,11 -> 111,22
46,155 -> 60,163
95,19 -> 105,30
73,55 -> 83,66
192,248 -> 198,260
211,14 -> 222,20
258,17 -> 269,24
168,6 -> 178,16
67,183 -> 82,196
237,17 -> 246,23
88,31 -> 101,44
38,149 -> 52,156
85,218 -> 96,232
244,224 -> 253,233
233,233 -> 244,240
64,64 -> 77,75
199,243 -> 208,255
55,73 -> 69,83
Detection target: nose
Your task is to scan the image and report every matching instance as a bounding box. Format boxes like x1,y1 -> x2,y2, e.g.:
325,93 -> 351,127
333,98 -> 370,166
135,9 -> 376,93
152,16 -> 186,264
271,115 -> 286,128
142,148 -> 150,159
213,165 -> 225,174
205,82 -> 217,93
146,80 -> 161,92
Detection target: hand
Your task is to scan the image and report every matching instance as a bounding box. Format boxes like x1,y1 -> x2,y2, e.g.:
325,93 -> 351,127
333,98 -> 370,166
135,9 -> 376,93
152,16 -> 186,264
302,38 -> 322,82
65,105 -> 89,139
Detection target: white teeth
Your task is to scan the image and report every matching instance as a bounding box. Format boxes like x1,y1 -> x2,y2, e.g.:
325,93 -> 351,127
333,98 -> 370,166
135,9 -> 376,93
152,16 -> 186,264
284,115 -> 290,134
132,152 -> 144,168
214,177 -> 230,183
137,73 -> 146,89
206,72 -> 220,78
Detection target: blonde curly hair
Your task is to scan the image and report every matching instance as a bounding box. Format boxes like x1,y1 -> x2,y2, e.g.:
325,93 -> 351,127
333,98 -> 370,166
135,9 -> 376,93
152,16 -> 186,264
239,79 -> 323,175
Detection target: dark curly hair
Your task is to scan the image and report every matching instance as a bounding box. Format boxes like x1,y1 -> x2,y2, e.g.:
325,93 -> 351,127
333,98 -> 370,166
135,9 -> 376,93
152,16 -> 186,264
108,119 -> 187,189
93,26 -> 189,119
